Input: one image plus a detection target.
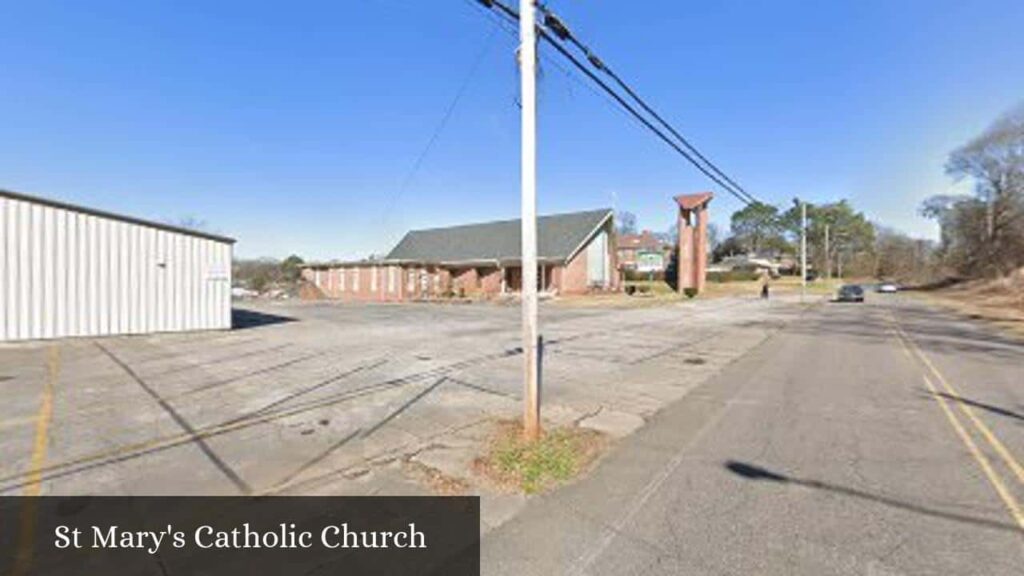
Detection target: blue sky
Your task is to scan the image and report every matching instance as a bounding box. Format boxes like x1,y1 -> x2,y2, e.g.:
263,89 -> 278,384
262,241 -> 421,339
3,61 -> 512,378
1,0 -> 1021,259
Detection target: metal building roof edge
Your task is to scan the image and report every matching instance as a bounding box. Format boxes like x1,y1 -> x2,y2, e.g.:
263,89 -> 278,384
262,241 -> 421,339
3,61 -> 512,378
0,188 -> 237,244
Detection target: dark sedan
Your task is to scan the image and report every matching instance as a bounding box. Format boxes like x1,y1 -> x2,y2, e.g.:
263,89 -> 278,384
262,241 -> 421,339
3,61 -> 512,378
836,284 -> 865,302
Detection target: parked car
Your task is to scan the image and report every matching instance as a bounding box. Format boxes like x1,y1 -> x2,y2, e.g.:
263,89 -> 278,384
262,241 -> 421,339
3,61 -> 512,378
836,284 -> 865,302
231,286 -> 258,299
876,282 -> 899,293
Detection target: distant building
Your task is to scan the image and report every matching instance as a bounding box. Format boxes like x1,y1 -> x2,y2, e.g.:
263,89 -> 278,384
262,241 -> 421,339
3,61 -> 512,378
617,230 -> 669,273
302,208 -> 618,301
709,255 -> 781,277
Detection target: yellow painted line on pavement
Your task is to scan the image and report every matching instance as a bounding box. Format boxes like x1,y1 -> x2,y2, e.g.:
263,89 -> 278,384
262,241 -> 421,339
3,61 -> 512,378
0,368 -> 395,490
918,370 -> 1024,531
892,316 -> 1024,487
11,345 -> 60,576
889,315 -> 1024,532
24,346 -> 59,494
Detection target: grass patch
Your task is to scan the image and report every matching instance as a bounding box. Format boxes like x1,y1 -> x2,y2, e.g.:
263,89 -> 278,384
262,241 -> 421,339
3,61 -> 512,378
623,280 -> 677,295
699,276 -> 845,299
555,276 -> 850,307
906,282 -> 1024,340
474,421 -> 606,494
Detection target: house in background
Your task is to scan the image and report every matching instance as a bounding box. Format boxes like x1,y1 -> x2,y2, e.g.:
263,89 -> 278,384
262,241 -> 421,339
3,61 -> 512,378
708,254 -> 781,278
617,230 -> 670,273
302,208 -> 617,301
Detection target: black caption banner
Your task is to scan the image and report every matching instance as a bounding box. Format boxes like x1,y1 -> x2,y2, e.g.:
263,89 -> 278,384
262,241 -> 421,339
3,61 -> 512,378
0,496 -> 479,575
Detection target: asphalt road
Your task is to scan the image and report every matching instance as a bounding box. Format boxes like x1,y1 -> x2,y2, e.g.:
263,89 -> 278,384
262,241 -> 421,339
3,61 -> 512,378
483,295 -> 1024,575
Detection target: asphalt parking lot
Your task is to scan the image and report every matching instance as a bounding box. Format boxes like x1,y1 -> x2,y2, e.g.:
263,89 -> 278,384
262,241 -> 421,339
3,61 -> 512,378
0,295 -> 806,526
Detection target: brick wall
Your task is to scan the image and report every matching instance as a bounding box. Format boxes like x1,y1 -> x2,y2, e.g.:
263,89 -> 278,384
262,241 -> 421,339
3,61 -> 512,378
675,194 -> 712,294
303,241 -> 619,301
560,222 -> 619,294
303,264 -> 407,302
480,268 -> 503,295
451,268 -> 479,295
560,250 -> 589,294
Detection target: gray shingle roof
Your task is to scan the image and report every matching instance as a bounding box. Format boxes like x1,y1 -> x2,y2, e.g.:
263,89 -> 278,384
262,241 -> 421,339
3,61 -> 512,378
386,208 -> 612,264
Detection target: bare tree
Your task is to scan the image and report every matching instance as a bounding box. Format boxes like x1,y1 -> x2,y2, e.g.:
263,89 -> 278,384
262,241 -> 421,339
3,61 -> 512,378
925,103 -> 1024,277
616,211 -> 638,235
233,255 -> 306,294
168,216 -> 210,232
873,226 -> 934,281
706,222 -> 721,253
654,222 -> 678,247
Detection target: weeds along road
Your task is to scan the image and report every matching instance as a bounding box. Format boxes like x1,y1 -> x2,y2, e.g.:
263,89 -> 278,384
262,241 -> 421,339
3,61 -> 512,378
483,294 -> 1024,576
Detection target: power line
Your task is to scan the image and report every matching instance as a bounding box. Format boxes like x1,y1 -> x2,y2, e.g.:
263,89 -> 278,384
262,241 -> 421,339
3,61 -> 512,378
463,0 -> 644,130
461,0 -> 519,39
467,1 -> 665,135
537,4 -> 760,205
474,0 -> 754,206
541,31 -> 753,206
381,16 -> 501,232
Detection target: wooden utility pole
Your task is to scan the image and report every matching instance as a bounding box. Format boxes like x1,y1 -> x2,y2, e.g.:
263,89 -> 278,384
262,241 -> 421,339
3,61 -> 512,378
519,0 -> 540,441
824,224 -> 830,280
800,201 -> 807,303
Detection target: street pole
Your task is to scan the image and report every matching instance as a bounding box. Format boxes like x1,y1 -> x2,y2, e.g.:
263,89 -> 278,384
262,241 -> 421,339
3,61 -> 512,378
824,224 -> 830,280
800,201 -> 807,303
519,0 -> 540,441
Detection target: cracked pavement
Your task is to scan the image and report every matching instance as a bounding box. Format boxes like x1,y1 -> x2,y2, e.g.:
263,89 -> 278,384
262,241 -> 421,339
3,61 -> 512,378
0,294 -> 801,532
482,294 -> 1024,575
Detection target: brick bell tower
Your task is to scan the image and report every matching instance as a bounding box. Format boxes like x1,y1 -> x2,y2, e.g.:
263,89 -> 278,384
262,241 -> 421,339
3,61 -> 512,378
674,192 -> 713,295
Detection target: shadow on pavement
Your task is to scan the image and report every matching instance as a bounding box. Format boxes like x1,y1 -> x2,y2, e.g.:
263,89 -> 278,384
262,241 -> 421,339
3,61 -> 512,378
724,460 -> 1022,534
788,303 -> 1024,361
232,308 -> 298,330
901,278 -> 967,292
930,391 -> 1024,424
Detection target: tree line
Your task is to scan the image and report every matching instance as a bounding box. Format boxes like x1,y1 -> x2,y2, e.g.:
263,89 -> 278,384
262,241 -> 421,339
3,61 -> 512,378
922,104 -> 1024,279
234,255 -> 306,293
717,199 -> 881,278
709,103 -> 1023,282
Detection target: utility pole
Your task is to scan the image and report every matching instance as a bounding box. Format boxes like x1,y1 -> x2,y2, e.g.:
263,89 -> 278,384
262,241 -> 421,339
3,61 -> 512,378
824,224 -> 830,280
519,0 -> 540,441
986,191 -> 995,240
800,201 -> 807,303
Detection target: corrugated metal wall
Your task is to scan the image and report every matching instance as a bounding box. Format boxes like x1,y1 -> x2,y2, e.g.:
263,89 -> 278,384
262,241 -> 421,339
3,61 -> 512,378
0,195 -> 232,342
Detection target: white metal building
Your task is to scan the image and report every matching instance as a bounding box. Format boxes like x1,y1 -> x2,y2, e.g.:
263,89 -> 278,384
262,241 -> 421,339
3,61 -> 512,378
0,189 -> 234,342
